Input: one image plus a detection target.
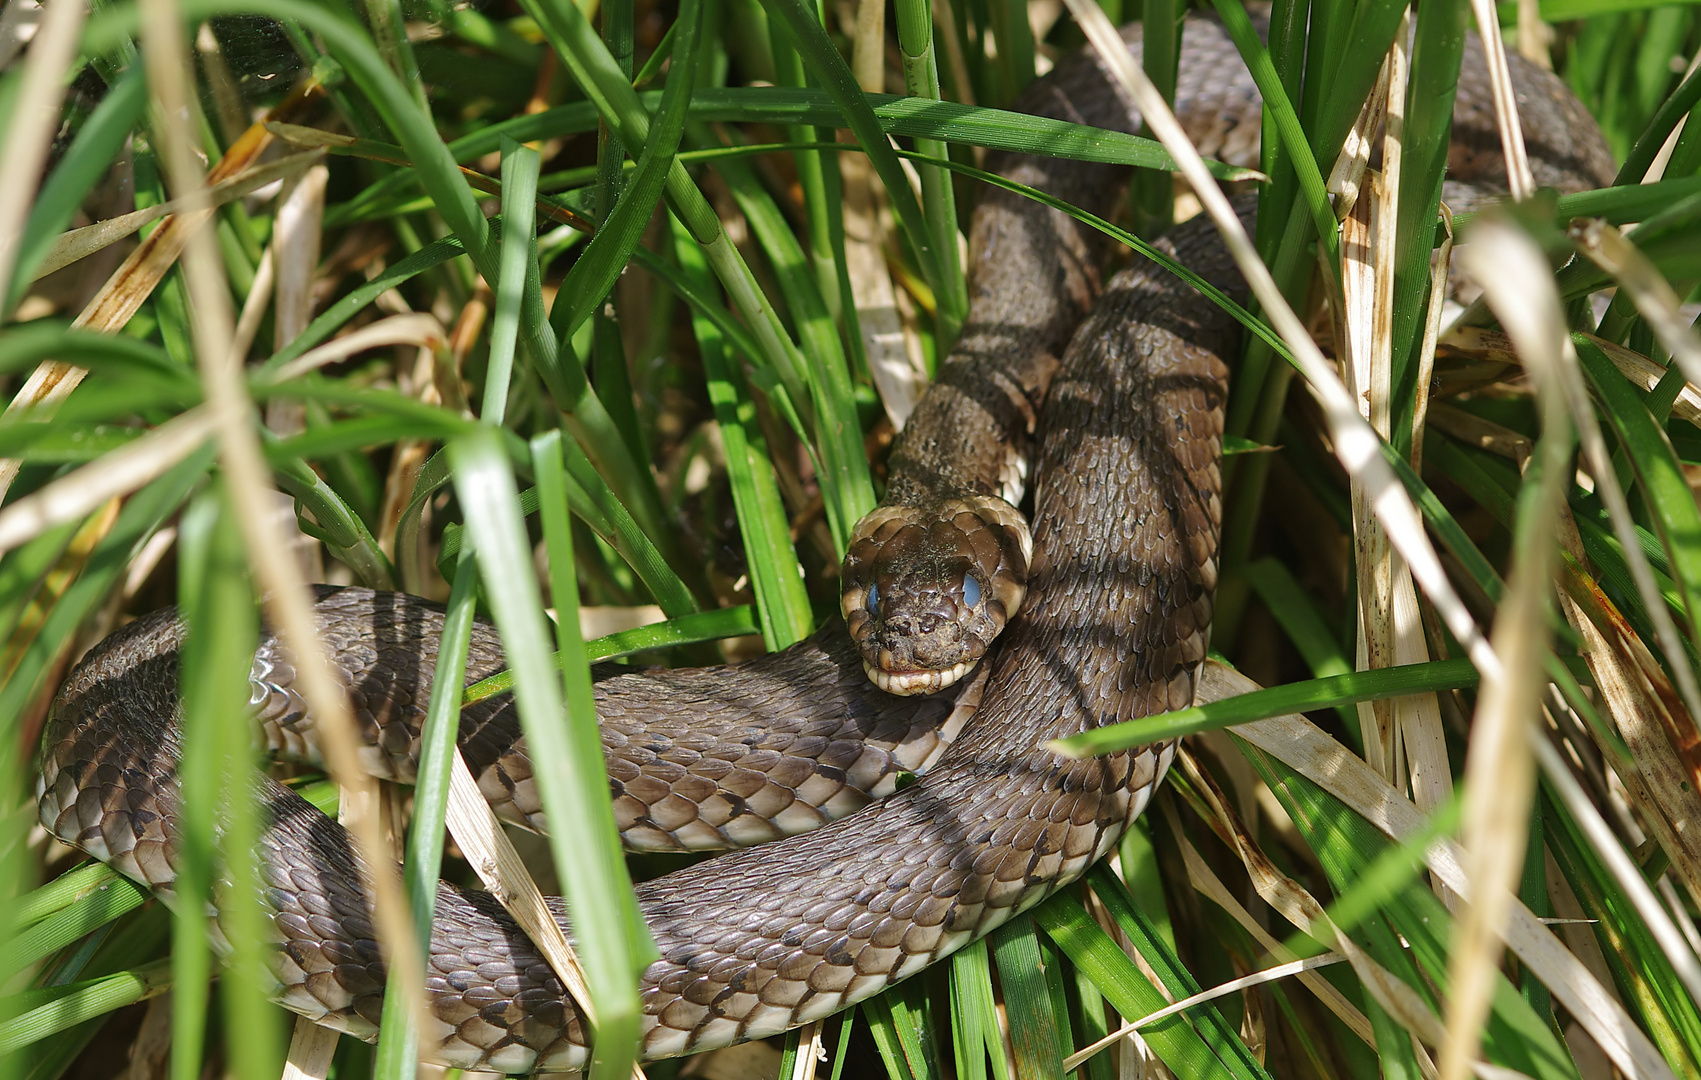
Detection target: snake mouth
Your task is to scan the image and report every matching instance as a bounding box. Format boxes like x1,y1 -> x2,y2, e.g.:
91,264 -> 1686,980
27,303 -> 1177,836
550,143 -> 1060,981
864,659 -> 978,696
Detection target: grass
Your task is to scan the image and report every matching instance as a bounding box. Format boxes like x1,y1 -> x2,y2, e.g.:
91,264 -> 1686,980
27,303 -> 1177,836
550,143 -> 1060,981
2,0 -> 1701,1077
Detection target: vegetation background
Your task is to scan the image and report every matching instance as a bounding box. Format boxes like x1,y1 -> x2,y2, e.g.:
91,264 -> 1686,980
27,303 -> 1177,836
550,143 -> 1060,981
2,0 -> 1701,1077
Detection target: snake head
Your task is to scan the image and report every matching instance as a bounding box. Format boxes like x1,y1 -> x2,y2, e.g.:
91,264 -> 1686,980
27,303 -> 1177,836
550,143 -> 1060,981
840,496 -> 1032,696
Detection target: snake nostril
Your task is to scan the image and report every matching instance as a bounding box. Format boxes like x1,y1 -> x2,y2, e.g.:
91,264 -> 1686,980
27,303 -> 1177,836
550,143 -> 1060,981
918,614 -> 939,634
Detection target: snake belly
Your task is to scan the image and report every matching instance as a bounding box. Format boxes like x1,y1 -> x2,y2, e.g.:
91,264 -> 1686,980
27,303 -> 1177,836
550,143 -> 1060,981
36,15 -> 1612,1073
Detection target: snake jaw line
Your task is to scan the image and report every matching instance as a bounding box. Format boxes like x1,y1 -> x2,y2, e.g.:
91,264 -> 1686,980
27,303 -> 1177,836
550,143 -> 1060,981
864,658 -> 979,696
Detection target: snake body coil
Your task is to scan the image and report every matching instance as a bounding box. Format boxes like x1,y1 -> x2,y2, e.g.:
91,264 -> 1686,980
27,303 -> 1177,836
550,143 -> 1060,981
37,17 -> 1611,1072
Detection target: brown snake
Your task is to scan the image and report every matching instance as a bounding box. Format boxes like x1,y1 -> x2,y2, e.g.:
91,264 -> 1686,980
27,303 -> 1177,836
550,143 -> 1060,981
37,16 -> 1612,1072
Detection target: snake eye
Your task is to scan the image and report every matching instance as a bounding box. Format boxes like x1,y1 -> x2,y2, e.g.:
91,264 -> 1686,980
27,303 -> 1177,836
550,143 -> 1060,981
962,575 -> 981,608
865,583 -> 880,616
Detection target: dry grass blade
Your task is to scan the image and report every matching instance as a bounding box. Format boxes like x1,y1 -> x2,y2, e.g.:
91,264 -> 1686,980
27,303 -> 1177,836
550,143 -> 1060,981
1409,206 -> 1453,471
1173,748 -> 1446,1058
1340,182 -> 1399,776
1442,218 -> 1574,1080
274,165 -> 328,351
278,1018 -> 340,1080
267,162 -> 327,437
0,84 -> 311,499
32,150 -> 326,281
1166,824 -> 1376,1049
1058,0 -> 1504,691
232,248 -> 276,365
1201,661 -> 1680,1080
0,0 -> 88,311
0,406 -> 216,556
1570,218 -> 1701,404
263,314 -> 450,383
1327,51 -> 1390,219
841,3 -> 921,431
441,755 -> 600,1025
133,0 -> 432,1051
786,1021 -> 825,1080
1539,304 -> 1701,735
1441,326 -> 1701,427
1465,0 -> 1536,200
1336,76 -> 1453,830
1062,951 -> 1351,1071
1427,401 -> 1534,463
1346,28 -> 1453,839
842,150 -> 924,429
1533,735 -> 1701,1007
1555,564 -> 1701,909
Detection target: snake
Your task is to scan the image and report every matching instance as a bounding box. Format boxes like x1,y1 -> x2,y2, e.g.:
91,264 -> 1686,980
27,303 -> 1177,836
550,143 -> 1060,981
36,15 -> 1612,1073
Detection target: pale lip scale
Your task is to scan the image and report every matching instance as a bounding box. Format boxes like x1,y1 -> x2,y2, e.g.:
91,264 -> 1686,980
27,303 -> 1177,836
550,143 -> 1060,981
863,657 -> 979,696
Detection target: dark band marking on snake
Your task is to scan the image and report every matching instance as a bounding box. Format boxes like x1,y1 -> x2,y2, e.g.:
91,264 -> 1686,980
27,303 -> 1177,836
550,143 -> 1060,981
37,16 -> 1611,1072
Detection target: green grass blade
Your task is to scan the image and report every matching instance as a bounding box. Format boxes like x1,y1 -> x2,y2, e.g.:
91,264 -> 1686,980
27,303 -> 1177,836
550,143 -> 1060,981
948,940 -> 1003,1080
373,554 -> 479,1078
885,978 -> 944,1079
670,214 -> 812,648
452,428 -> 650,1075
431,452 -> 698,617
460,604 -> 761,705
487,140 -> 542,423
270,453 -> 396,589
863,994 -> 919,1080
0,445 -> 211,728
890,0 -> 967,338
260,237 -> 466,374
1035,891 -> 1266,1080
0,879 -> 147,988
1448,176 -> 1701,233
1615,60 -> 1701,186
1236,747 -> 1585,1080
551,0 -> 701,344
175,487 -> 275,1080
5,64 -> 148,316
988,916 -> 1065,1079
1207,0 -> 1333,262
1575,338 -> 1701,639
1543,785 -> 1701,1074
710,147 -> 873,552
0,961 -> 172,1055
755,0 -> 948,329
1132,0 -> 1182,237
0,866 -> 122,933
1053,656 -> 1591,756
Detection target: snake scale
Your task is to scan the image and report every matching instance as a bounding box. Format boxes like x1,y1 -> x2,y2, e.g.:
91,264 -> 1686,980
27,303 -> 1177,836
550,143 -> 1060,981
37,15 -> 1612,1072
